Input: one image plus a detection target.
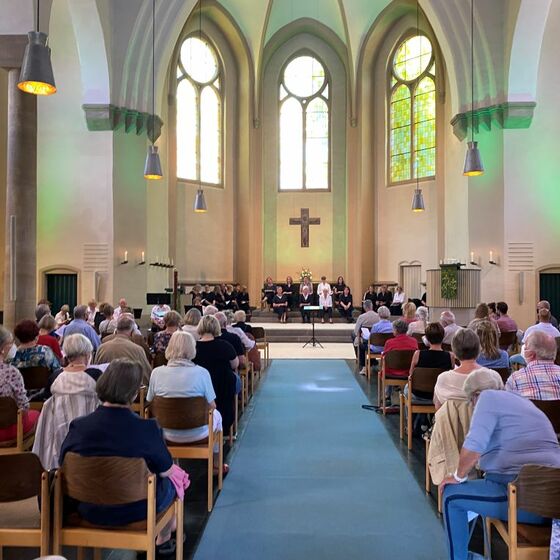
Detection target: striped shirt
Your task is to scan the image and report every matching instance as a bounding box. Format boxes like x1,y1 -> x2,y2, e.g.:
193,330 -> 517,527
505,360 -> 560,400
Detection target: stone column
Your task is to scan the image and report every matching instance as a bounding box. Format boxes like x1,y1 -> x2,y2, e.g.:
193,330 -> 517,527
3,68 -> 37,329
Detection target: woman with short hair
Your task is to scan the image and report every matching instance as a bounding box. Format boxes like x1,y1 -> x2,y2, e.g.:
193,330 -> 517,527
182,307 -> 202,340
54,304 -> 70,328
402,301 -> 417,324
407,306 -> 429,335
473,320 -> 509,369
11,319 -> 60,376
98,303 -> 115,338
37,314 -> 62,360
152,310 -> 183,354
337,286 -> 353,323
233,310 -> 252,334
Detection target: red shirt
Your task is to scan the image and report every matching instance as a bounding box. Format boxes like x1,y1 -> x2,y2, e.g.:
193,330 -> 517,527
383,334 -> 418,376
37,334 -> 63,360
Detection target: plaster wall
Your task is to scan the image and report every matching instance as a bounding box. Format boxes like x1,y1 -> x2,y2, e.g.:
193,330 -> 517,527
0,70 -> 7,305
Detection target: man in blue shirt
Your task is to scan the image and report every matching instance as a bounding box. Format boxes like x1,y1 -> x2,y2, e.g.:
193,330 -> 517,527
63,305 -> 101,353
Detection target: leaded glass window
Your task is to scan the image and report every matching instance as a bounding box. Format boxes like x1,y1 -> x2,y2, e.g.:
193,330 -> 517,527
176,36 -> 222,185
279,55 -> 329,190
389,35 -> 436,183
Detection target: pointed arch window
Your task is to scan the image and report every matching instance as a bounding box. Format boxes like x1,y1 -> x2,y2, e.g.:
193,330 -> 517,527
389,35 -> 436,183
176,36 -> 222,185
279,55 -> 330,190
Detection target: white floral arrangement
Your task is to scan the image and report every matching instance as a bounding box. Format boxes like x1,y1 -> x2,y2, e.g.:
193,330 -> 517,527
299,268 -> 313,283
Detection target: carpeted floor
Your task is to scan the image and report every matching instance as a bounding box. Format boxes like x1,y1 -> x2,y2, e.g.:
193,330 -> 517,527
193,359 -> 448,560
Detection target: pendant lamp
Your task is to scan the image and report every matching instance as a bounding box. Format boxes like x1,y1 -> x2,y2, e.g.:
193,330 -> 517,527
463,0 -> 484,176
193,188 -> 207,212
144,0 -> 163,180
18,0 -> 56,95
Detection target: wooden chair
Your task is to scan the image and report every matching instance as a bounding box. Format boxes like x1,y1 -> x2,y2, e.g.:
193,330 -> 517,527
399,368 -> 445,450
486,464 -> 560,560
18,366 -> 50,411
152,352 -> 167,368
147,396 -> 223,512
252,327 -> 269,369
131,386 -> 146,417
491,367 -> 512,383
442,343 -> 452,352
365,333 -> 394,380
0,397 -> 35,454
0,453 -> 49,557
499,331 -> 518,352
378,350 -> 416,415
531,399 -> 560,436
411,332 -> 428,351
53,452 -> 183,560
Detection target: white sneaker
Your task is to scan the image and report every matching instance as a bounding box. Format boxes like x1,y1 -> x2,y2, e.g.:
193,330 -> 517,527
359,367 -> 366,375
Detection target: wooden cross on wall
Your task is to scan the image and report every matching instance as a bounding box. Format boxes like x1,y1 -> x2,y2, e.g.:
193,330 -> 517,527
289,208 -> 321,248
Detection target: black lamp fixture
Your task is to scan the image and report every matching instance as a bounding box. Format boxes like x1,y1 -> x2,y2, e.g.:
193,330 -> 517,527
463,0 -> 484,176
18,0 -> 56,95
144,0 -> 163,180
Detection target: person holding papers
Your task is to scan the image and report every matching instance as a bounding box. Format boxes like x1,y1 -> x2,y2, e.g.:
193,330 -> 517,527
319,287 -> 333,324
337,286 -> 354,322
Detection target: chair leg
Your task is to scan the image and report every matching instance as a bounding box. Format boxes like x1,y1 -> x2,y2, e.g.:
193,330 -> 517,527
218,430 -> 224,490
207,450 -> 213,512
382,379 -> 387,415
93,548 -> 102,560
175,499 -> 184,560
437,487 -> 442,514
147,540 -> 156,560
407,403 -> 413,450
77,547 -> 85,560
399,393 -> 405,440
484,518 -> 492,559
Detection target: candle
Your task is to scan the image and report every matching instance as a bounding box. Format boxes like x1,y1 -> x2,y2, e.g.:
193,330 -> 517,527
124,250 -> 128,262
470,251 -> 474,263
141,251 -> 145,262
489,250 -> 494,262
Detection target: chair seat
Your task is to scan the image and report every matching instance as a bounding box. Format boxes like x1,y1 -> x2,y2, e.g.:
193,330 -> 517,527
0,497 -> 40,529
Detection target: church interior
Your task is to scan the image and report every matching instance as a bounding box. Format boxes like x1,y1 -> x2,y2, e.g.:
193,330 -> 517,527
0,0 -> 559,559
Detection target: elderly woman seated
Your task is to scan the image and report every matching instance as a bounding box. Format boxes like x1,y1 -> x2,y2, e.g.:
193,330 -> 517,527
0,326 -> 40,442
407,306 -> 429,335
152,311 -> 183,355
32,334 -> 99,470
60,359 -> 183,553
37,314 -> 63,360
233,310 -> 252,334
473,319 -> 509,369
441,367 -> 560,560
182,307 -> 202,340
147,331 -> 226,472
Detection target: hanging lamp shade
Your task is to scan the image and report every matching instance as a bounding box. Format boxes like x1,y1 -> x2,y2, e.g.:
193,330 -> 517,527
412,188 -> 425,212
18,31 -> 56,95
144,145 -> 162,180
194,188 -> 207,213
463,141 -> 484,176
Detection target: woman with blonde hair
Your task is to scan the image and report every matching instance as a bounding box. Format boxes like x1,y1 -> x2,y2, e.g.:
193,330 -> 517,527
407,306 -> 429,335
183,307 -> 202,340
402,301 -> 417,324
473,320 -> 509,369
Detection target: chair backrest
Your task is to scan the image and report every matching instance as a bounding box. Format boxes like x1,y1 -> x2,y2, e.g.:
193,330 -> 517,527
149,396 -> 209,430
442,343 -> 452,352
0,396 -> 18,429
555,337 -> 560,366
61,452 -> 150,505
498,331 -> 517,350
153,352 -> 167,368
490,367 -> 511,383
251,327 -> 265,341
368,333 -> 393,347
19,366 -> 50,391
531,399 -> 560,434
383,350 -> 416,371
0,453 -> 43,502
410,367 -> 446,394
515,464 -> 560,519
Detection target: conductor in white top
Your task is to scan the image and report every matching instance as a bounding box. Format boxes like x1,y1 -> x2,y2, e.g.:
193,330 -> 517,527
319,287 -> 333,324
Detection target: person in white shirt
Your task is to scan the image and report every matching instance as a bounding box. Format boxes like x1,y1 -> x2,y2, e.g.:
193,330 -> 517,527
353,300 -> 380,347
113,298 -> 128,321
224,310 -> 255,350
319,288 -> 333,323
440,310 -> 461,345
390,286 -> 406,315
85,299 -> 99,326
316,276 -> 332,297
151,303 -> 171,332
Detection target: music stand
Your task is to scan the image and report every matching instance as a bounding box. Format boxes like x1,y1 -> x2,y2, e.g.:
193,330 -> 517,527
303,305 -> 323,348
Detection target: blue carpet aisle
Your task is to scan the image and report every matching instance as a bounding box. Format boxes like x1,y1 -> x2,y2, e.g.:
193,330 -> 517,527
193,360 -> 447,560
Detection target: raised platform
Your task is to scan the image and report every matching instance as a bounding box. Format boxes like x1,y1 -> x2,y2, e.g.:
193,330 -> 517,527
251,321 -> 354,343
250,309 -> 359,324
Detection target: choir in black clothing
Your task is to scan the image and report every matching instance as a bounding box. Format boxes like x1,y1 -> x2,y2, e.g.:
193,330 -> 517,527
272,286 -> 289,323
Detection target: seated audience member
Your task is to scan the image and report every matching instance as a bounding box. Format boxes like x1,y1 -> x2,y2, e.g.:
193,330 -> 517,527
215,312 -> 245,367
147,331 -> 226,471
487,302 -> 498,320
193,315 -> 238,435
337,286 -> 353,322
233,310 -> 252,334
468,302 -> 500,335
523,308 -> 560,342
224,310 -> 255,351
190,284 -> 202,306
319,287 -> 333,324
152,311 -> 182,355
236,285 -> 250,313
32,334 -> 99,470
203,305 -> 218,317
112,298 -> 128,321
35,302 -> 52,324
407,322 -> 455,401
283,276 -> 295,310
333,276 -> 346,304
495,301 -> 518,333
11,319 -> 61,377
473,320 -> 509,369
537,299 -> 559,329
402,302 -> 417,324
358,306 -> 393,374
183,307 -> 202,340
272,285 -> 289,323
262,277 -> 275,309
506,331 -> 560,399
37,314 -> 63,360
407,306 -> 429,335
362,285 -> 376,310
60,359 -> 183,553
85,299 -> 99,327
382,319 -> 419,378
441,368 -> 560,560
299,286 -> 313,323
55,304 -> 71,328
376,285 -> 393,310
63,305 -> 101,353
0,326 -> 40,442
98,303 -> 116,338
353,300 -> 380,349
390,286 -> 406,315
440,310 -> 461,345
94,316 -> 152,384
151,301 -> 171,332
434,328 -> 481,410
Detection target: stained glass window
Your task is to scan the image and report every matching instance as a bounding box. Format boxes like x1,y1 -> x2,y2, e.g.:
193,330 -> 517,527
176,36 -> 222,184
389,35 -> 436,183
279,55 -> 329,190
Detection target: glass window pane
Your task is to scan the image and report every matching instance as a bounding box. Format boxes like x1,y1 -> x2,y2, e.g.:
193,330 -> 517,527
305,97 -> 329,189
280,98 -> 303,190
413,76 -> 435,178
393,35 -> 432,81
391,125 -> 411,156
200,86 -> 220,184
176,79 -> 197,180
391,153 -> 411,183
416,148 -> 435,179
180,37 -> 218,84
283,56 -> 325,98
